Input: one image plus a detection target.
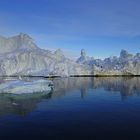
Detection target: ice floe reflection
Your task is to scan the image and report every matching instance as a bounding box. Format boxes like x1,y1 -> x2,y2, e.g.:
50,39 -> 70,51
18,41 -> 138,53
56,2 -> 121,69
0,77 -> 140,116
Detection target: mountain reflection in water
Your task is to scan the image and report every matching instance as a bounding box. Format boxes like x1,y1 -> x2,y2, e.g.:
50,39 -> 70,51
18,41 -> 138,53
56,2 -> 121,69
0,77 -> 139,116
0,77 -> 140,140
52,77 -> 140,100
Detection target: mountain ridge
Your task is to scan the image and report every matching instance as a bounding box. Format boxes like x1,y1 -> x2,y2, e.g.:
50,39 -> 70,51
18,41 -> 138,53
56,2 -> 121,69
0,33 -> 90,76
0,33 -> 140,76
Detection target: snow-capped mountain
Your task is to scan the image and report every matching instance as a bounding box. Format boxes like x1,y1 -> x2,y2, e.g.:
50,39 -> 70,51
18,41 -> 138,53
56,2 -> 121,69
0,33 -> 90,76
0,33 -> 38,54
0,33 -> 140,76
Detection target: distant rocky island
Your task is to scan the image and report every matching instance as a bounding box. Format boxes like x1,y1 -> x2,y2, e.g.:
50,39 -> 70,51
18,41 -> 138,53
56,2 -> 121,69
0,33 -> 140,77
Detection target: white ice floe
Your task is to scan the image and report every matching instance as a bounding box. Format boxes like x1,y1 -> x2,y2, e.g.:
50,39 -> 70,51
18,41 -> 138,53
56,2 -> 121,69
0,79 -> 53,94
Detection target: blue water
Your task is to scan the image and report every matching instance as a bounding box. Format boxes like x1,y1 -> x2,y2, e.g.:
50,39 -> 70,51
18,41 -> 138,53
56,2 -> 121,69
0,77 -> 140,140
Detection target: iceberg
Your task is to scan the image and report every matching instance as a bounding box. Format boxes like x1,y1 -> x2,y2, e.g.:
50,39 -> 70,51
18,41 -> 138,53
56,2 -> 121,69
0,79 -> 53,94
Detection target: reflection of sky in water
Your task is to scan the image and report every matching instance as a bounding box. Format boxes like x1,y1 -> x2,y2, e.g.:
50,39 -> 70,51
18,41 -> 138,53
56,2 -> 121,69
0,77 -> 140,139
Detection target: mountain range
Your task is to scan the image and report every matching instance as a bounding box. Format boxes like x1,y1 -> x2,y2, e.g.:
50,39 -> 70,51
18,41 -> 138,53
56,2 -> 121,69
0,33 -> 140,76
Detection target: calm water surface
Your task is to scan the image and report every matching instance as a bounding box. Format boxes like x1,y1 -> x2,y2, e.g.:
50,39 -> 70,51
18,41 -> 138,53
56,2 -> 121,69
0,77 -> 140,140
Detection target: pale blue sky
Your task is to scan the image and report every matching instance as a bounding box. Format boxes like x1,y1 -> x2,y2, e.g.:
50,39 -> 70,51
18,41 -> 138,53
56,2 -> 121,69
0,0 -> 140,58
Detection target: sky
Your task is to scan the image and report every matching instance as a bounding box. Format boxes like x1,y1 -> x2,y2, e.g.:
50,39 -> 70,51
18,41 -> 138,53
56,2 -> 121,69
0,0 -> 140,59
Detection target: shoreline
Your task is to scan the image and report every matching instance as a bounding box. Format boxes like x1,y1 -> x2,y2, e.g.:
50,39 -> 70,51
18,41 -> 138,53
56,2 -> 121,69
0,75 -> 140,78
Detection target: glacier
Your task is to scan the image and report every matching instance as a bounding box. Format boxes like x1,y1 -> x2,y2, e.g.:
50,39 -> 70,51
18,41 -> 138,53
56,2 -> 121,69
0,33 -> 140,76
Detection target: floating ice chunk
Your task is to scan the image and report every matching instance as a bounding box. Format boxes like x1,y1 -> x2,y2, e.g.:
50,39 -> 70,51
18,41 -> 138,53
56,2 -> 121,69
0,79 -> 53,94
